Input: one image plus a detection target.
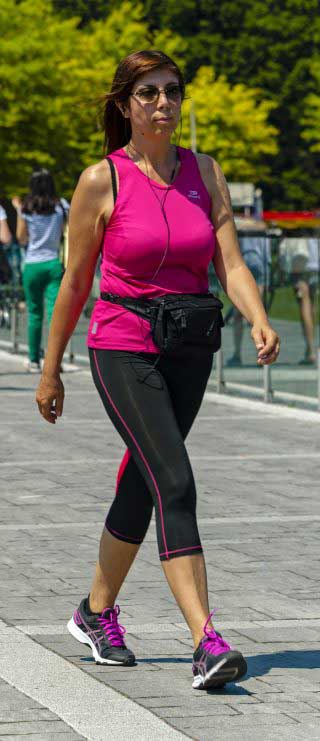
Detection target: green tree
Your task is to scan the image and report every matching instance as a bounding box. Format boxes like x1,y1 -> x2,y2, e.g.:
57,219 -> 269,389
180,67 -> 278,181
143,0 -> 320,208
52,0 -> 113,26
302,60 -> 320,154
0,0 -> 185,197
1,0 -> 84,196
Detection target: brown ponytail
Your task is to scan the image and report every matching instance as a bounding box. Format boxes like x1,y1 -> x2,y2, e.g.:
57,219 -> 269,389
102,50 -> 185,154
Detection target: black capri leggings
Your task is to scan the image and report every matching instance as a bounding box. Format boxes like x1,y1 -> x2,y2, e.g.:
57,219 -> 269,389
89,348 -> 213,561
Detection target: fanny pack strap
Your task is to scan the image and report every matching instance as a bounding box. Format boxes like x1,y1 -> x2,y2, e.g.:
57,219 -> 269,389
100,291 -> 158,320
100,291 -> 224,356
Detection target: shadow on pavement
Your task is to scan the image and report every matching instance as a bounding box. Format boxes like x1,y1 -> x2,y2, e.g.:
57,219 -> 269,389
246,649 -> 320,678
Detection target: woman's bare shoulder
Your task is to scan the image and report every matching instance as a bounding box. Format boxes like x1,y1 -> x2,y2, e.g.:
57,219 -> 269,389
77,160 -> 112,197
195,153 -> 231,211
195,153 -> 226,188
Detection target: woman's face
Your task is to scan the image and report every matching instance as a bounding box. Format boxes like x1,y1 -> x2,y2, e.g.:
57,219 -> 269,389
124,67 -> 182,139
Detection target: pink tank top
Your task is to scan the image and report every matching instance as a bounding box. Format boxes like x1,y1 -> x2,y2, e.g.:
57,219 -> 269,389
87,146 -> 216,352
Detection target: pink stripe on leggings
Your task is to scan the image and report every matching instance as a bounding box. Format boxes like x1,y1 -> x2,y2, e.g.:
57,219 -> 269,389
106,523 -> 142,543
93,350 -> 169,559
116,448 -> 131,495
159,545 -> 202,557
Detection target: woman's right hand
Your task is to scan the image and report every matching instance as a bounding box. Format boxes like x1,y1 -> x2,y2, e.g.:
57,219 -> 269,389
11,196 -> 22,210
36,373 -> 65,424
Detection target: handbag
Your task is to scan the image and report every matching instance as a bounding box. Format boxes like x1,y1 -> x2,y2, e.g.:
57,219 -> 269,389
100,291 -> 224,355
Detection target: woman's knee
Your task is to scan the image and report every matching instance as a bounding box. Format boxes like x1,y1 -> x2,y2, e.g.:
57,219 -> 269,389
294,280 -> 309,301
164,463 -> 196,513
28,304 -> 43,323
106,486 -> 154,545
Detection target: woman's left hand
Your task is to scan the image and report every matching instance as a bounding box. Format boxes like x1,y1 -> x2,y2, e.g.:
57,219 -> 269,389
251,322 -> 280,366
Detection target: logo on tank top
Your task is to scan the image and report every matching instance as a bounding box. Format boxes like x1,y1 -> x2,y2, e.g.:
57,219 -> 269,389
188,190 -> 200,200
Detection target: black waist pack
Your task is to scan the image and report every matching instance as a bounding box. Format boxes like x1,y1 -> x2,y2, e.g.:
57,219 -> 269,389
100,291 -> 224,355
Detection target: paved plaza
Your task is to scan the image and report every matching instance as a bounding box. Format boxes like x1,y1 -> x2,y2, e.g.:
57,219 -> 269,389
0,350 -> 320,740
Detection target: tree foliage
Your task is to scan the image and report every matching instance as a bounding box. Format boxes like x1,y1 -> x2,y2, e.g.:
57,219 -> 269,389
144,0 -> 320,208
0,0 -> 185,197
302,61 -> 320,154
180,67 -> 278,181
52,0 -> 114,26
1,0 -> 319,207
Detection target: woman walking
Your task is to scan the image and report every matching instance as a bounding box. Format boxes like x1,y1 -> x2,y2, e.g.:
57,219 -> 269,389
36,50 -> 280,690
13,169 -> 69,372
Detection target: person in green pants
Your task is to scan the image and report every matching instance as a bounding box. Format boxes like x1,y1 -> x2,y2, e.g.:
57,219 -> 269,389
12,169 -> 69,372
22,259 -> 63,366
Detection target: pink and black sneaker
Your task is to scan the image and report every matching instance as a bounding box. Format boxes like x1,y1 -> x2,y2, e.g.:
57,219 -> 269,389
192,610 -> 247,689
67,597 -> 135,666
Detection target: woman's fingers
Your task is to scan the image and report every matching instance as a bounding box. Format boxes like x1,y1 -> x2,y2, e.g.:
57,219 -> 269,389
258,330 -> 279,356
36,395 -> 58,424
257,339 -> 280,365
258,339 -> 278,358
37,400 -> 56,424
55,394 -> 64,417
251,324 -> 280,366
36,377 -> 64,424
257,352 -> 278,366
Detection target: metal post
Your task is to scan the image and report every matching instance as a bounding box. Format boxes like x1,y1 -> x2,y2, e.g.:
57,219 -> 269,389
263,229 -> 273,404
263,364 -> 273,403
10,302 -> 19,353
318,348 -> 320,413
215,348 -> 224,393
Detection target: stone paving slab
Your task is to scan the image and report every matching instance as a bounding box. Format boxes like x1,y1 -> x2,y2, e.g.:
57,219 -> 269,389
1,352 -> 320,739
0,678 -> 83,739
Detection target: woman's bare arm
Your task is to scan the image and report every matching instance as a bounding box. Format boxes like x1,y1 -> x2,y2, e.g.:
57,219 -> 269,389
197,153 -> 280,365
11,198 -> 28,244
16,214 -> 28,245
36,160 -> 113,423
0,216 -> 12,245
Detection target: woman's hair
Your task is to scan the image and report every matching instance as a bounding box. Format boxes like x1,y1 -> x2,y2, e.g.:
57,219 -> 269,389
22,168 -> 58,215
102,50 -> 185,154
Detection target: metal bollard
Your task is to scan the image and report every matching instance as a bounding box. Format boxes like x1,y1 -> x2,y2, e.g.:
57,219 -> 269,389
10,302 -> 19,353
318,347 -> 320,413
263,364 -> 273,403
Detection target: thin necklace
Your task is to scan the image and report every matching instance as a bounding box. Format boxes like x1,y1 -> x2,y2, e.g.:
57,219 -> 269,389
126,141 -> 179,186
126,141 -> 179,281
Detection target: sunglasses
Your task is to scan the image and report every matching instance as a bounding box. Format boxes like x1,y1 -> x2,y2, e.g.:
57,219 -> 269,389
130,83 -> 182,104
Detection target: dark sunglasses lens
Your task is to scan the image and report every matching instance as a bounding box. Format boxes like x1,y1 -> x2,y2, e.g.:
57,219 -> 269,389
165,85 -> 181,99
135,85 -> 181,102
138,87 -> 158,102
